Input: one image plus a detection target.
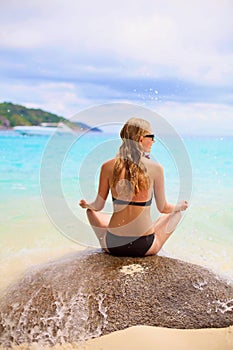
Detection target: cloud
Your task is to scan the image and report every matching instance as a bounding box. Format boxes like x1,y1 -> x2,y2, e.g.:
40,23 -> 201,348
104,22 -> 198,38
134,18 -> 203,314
154,101 -> 233,136
1,77 -> 232,136
1,0 -> 233,86
0,0 -> 232,135
0,79 -> 88,116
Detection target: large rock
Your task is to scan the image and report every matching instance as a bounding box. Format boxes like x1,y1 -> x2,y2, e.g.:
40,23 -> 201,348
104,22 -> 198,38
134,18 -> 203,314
0,250 -> 232,347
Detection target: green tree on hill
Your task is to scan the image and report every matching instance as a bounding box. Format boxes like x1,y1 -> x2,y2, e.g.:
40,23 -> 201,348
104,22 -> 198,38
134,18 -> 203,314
0,102 -> 67,127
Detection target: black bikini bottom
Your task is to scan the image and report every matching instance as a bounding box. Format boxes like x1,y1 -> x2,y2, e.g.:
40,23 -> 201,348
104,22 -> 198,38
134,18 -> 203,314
106,231 -> 155,257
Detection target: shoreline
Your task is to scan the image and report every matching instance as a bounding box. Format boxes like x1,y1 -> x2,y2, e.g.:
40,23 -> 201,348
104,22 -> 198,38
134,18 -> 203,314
1,326 -> 232,350
1,245 -> 232,297
77,325 -> 233,350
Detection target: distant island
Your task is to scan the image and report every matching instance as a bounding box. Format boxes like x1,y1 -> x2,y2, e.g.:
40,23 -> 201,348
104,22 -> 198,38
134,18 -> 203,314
0,102 -> 101,132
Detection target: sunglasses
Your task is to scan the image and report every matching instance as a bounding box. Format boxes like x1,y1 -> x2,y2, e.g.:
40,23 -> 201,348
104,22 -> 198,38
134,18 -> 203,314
143,134 -> 155,141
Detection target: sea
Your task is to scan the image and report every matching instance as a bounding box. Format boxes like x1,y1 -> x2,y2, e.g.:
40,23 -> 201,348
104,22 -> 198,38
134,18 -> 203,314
0,128 -> 232,296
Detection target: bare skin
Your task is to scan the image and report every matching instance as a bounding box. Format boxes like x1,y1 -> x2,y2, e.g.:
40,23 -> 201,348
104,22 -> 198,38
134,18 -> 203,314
79,133 -> 188,255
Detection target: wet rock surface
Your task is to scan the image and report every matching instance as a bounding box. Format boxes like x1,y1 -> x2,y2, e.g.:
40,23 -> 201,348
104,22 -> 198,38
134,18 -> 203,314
0,250 -> 233,346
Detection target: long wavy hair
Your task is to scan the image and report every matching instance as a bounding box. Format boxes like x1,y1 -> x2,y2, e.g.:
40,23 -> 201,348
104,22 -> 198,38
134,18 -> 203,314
112,118 -> 151,195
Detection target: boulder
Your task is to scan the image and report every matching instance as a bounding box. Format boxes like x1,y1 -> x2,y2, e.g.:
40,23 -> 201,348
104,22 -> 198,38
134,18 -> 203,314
0,250 -> 232,347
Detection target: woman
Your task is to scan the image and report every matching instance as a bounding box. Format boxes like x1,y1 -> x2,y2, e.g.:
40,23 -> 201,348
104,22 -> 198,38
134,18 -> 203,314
79,117 -> 188,256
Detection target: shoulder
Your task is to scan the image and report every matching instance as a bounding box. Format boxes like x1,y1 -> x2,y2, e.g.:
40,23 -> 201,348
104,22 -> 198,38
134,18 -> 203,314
144,158 -> 164,178
143,157 -> 163,170
101,158 -> 116,172
152,161 -> 164,173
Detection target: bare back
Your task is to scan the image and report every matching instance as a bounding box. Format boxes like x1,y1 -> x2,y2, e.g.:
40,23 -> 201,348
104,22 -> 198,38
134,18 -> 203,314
104,157 -> 164,237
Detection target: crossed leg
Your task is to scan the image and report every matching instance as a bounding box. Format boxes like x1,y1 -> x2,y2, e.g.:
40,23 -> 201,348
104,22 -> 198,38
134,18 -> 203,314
145,211 -> 182,255
86,208 -> 182,256
86,209 -> 110,252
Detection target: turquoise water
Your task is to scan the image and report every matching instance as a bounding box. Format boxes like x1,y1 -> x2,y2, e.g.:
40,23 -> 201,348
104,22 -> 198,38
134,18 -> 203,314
0,130 -> 232,290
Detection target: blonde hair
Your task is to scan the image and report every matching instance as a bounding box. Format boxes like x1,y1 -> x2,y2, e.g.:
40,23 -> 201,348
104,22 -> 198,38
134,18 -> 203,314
112,118 -> 151,195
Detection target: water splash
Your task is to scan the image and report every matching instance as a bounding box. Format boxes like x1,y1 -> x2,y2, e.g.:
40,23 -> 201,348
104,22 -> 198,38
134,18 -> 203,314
213,299 -> 233,314
192,278 -> 208,291
0,286 -> 108,347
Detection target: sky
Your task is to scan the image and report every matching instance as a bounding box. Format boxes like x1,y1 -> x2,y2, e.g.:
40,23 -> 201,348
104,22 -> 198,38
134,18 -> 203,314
0,0 -> 233,135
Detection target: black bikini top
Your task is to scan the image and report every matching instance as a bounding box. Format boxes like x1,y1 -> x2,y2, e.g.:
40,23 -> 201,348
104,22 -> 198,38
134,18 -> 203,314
112,196 -> 152,207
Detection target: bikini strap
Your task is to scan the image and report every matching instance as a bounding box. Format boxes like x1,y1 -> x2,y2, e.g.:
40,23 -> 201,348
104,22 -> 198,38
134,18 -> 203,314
112,197 -> 152,206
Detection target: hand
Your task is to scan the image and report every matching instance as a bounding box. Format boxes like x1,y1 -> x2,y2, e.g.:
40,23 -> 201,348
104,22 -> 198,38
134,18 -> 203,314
175,200 -> 188,212
79,199 -> 89,209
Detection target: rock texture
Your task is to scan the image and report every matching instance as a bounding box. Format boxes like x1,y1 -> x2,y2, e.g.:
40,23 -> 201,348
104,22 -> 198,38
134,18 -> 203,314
0,250 -> 232,347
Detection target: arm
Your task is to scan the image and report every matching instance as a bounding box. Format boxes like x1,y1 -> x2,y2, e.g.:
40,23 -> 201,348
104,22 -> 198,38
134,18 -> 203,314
153,164 -> 188,213
79,162 -> 110,211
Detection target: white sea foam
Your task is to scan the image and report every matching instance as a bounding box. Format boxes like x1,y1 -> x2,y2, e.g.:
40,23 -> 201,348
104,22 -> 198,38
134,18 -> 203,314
192,278 -> 208,291
0,285 -> 108,346
120,264 -> 147,275
213,298 -> 233,314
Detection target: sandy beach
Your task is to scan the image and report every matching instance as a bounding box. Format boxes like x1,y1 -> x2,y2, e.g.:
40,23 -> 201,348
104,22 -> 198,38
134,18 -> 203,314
75,325 -> 233,350
3,326 -> 232,350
